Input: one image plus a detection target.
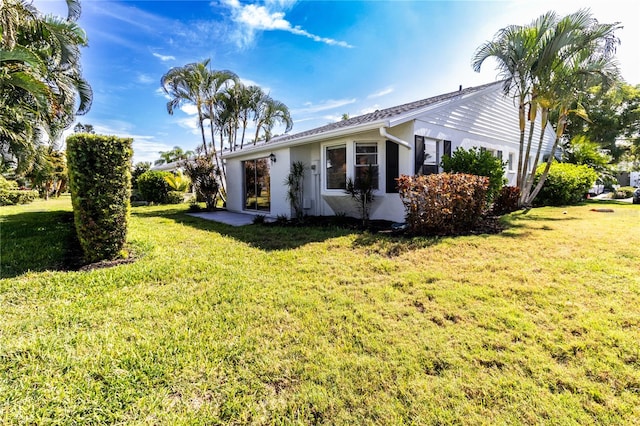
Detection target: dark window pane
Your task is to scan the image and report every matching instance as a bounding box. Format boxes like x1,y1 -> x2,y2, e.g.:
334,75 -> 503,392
326,145 -> 346,189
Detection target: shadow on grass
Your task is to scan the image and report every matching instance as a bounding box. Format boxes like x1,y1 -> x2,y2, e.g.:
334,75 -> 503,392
0,210 -> 84,278
132,208 -> 359,251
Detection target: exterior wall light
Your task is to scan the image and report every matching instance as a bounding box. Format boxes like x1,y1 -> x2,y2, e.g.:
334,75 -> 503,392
269,153 -> 276,163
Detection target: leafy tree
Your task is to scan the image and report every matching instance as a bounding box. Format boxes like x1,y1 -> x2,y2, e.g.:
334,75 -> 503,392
564,83 -> 640,161
253,96 -> 293,143
26,147 -> 67,199
562,135 -> 612,177
131,161 -> 151,188
154,146 -> 194,166
73,122 -> 94,134
161,59 -> 293,203
137,170 -> 171,203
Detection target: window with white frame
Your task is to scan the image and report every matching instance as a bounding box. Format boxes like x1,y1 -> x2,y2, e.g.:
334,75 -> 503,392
508,153 -> 515,171
354,142 -> 379,189
325,145 -> 346,189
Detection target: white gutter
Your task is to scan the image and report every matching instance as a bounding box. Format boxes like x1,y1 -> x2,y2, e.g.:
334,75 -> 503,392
379,127 -> 411,149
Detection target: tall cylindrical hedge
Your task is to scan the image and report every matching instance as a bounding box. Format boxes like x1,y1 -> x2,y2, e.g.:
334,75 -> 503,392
67,134 -> 133,263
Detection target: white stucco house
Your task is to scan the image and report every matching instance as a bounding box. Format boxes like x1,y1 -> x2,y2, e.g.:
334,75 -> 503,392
222,81 -> 556,223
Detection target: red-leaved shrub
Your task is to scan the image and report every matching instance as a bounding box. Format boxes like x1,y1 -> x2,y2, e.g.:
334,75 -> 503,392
492,186 -> 520,215
396,173 -> 489,236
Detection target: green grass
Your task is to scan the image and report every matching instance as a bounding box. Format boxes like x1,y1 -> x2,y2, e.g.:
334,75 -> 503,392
1,198 -> 639,424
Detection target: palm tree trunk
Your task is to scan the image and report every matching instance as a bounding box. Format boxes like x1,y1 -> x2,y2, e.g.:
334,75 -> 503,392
526,110 -> 566,204
196,104 -> 208,157
516,95 -> 526,192
521,107 -> 549,205
519,104 -> 537,205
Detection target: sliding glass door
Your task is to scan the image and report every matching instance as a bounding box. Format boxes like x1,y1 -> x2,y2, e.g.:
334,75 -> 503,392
244,158 -> 270,212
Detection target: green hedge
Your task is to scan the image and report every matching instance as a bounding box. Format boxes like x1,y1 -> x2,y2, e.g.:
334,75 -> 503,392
137,170 -> 171,203
0,188 -> 39,205
66,134 -> 133,263
532,162 -> 598,206
441,147 -> 505,203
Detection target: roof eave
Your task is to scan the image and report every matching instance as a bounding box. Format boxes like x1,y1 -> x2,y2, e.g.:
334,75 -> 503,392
222,119 -> 389,159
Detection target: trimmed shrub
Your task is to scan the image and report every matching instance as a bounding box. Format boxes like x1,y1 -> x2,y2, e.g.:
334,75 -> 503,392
532,162 -> 598,206
492,186 -> 521,216
441,147 -> 505,203
137,170 -> 171,203
167,191 -> 185,204
66,134 -> 132,263
397,173 -> 489,236
0,175 -> 38,205
0,188 -> 39,205
613,186 -> 635,199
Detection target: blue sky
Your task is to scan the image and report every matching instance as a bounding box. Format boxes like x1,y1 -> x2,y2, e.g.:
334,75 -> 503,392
34,0 -> 640,164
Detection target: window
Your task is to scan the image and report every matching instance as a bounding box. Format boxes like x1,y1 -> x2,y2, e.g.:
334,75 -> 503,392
354,143 -> 379,189
326,145 -> 346,189
508,153 -> 515,171
244,158 -> 270,211
415,136 -> 438,175
496,150 -> 503,160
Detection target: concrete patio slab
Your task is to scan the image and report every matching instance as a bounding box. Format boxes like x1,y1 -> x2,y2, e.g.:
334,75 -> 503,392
187,210 -> 265,226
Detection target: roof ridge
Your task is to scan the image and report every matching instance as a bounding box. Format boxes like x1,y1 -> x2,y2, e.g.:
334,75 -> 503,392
265,80 -> 502,145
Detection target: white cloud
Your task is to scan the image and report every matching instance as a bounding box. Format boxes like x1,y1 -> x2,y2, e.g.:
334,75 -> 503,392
180,104 -> 199,116
176,116 -> 201,135
222,0 -> 353,48
137,73 -> 154,84
367,87 -> 393,99
293,98 -> 357,114
152,52 -> 176,62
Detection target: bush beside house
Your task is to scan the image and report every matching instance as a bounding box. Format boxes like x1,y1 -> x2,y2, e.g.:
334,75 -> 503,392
66,134 -> 133,263
532,162 -> 598,206
137,170 -> 172,204
441,147 -> 506,203
397,173 -> 489,236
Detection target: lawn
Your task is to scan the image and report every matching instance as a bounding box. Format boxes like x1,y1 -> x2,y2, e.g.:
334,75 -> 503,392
1,197 -> 639,424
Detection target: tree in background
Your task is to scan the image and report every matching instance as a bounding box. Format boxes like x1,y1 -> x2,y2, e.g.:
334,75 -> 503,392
154,146 -> 194,166
564,83 -> 640,164
26,147 -> 67,199
73,122 -> 95,134
473,9 -> 621,207
161,59 -> 292,202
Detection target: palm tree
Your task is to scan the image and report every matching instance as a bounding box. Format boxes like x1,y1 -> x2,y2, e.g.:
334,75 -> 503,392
1,0 -> 91,173
253,96 -> 293,144
472,9 -> 621,207
161,61 -> 210,156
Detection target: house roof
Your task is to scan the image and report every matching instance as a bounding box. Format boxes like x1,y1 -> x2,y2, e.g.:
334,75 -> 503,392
273,80 -> 502,143
223,80 -> 502,157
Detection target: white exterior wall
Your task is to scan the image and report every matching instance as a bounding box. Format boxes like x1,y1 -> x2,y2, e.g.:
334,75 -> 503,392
411,85 -> 555,186
224,83 -> 556,223
224,147 -> 290,218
